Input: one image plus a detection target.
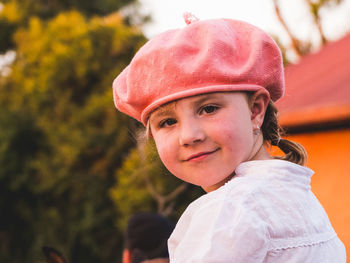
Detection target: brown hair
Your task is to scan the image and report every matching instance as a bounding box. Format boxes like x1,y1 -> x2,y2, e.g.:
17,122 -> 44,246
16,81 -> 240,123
262,101 -> 307,165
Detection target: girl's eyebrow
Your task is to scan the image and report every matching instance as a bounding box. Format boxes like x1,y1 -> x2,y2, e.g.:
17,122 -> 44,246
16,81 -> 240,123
150,105 -> 175,121
191,93 -> 222,107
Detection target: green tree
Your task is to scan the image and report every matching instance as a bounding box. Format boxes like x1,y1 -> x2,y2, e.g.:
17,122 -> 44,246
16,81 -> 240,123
110,138 -> 204,231
0,0 -> 140,52
0,10 -> 146,263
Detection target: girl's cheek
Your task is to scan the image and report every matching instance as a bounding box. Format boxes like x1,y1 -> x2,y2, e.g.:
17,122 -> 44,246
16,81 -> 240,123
154,140 -> 168,161
157,143 -> 177,171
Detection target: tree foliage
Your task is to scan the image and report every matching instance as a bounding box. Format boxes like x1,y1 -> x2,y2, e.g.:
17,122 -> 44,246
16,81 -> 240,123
110,139 -> 204,231
0,0 -> 139,51
0,7 -> 146,263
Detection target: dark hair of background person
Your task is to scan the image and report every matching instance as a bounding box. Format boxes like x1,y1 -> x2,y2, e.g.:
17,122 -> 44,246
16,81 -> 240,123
124,212 -> 175,263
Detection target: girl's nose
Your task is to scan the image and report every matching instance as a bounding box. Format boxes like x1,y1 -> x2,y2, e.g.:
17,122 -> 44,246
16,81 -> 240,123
178,120 -> 206,146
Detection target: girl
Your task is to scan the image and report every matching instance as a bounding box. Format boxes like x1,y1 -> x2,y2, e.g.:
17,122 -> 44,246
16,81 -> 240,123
112,15 -> 346,262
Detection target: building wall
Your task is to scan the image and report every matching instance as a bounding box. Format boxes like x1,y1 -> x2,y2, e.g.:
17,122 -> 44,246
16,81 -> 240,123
283,128 -> 350,255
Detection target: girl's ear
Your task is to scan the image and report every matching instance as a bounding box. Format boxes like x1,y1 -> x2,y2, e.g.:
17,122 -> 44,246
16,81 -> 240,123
249,89 -> 270,128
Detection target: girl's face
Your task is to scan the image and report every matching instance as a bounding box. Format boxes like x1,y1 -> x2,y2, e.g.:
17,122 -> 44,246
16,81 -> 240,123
149,91 -> 271,192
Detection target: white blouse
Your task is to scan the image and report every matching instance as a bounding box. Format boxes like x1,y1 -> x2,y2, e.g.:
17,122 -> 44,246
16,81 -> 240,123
168,160 -> 346,262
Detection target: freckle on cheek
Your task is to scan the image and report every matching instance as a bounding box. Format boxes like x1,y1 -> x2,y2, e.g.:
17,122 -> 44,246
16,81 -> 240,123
223,131 -> 233,140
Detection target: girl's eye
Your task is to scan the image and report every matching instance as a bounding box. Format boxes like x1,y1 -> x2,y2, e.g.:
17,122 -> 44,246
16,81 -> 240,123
160,118 -> 177,128
200,105 -> 219,115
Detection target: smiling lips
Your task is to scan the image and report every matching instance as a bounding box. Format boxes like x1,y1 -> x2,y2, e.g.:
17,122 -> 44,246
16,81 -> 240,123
185,148 -> 219,162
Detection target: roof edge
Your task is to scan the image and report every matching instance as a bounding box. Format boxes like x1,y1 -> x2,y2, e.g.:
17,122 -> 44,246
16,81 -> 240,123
279,104 -> 350,132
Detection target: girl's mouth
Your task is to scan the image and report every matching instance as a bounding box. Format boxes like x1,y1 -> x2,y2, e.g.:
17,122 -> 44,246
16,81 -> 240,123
185,148 -> 219,162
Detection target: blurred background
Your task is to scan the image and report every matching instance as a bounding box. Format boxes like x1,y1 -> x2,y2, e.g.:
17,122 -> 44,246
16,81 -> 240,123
0,0 -> 349,262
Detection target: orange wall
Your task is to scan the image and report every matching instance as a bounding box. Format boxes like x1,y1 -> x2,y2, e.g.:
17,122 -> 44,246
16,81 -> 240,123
283,128 -> 350,256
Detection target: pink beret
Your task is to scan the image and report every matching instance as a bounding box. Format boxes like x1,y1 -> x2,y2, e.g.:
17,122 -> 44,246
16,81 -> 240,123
113,18 -> 284,125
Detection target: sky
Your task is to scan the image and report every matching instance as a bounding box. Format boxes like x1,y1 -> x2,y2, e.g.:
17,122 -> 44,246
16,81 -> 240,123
138,0 -> 350,49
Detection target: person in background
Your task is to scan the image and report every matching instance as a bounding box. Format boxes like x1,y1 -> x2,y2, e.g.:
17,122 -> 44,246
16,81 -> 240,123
123,212 -> 175,263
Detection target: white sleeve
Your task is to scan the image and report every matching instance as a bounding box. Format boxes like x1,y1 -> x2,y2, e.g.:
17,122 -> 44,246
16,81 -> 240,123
168,194 -> 269,263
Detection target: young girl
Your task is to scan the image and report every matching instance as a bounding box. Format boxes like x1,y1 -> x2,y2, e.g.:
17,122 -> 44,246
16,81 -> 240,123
112,15 -> 346,262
